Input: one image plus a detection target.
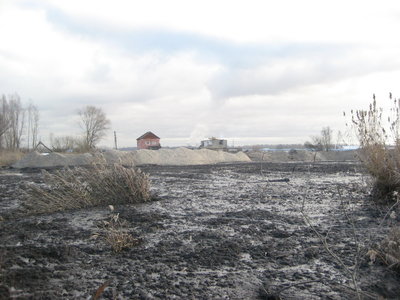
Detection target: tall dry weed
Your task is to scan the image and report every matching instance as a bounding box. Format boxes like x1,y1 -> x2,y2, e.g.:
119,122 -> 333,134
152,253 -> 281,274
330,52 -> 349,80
351,96 -> 400,201
23,156 -> 151,214
351,96 -> 400,276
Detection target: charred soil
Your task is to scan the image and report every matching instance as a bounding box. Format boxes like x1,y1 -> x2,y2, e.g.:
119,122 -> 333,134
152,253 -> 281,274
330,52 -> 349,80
0,162 -> 399,299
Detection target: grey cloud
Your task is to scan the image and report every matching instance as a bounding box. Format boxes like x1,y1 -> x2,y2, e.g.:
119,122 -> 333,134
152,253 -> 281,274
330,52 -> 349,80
26,2 -> 396,102
207,49 -> 400,99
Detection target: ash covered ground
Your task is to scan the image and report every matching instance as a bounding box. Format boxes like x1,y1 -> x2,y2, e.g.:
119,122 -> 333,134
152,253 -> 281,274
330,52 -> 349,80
0,162 -> 399,299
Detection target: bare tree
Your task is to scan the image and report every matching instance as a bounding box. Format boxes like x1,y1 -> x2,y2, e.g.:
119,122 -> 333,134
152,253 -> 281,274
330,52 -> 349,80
78,106 -> 110,150
27,102 -> 39,150
304,126 -> 334,152
321,126 -> 333,151
0,95 -> 11,149
31,106 -> 39,149
335,130 -> 344,150
4,94 -> 25,150
304,139 -> 323,151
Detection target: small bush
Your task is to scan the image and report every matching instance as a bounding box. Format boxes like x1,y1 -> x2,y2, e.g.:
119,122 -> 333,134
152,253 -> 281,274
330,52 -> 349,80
50,135 -> 93,153
50,135 -> 78,152
351,96 -> 400,202
23,157 -> 151,214
0,150 -> 24,167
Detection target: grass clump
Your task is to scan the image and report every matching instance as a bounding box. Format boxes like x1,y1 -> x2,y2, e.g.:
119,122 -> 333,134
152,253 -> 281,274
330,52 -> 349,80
0,150 -> 24,167
105,230 -> 139,253
23,157 -> 151,214
102,212 -> 140,253
351,95 -> 400,202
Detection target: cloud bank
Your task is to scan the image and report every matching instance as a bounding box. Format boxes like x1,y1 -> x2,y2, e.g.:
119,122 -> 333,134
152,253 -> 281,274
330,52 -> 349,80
1,0 -> 400,147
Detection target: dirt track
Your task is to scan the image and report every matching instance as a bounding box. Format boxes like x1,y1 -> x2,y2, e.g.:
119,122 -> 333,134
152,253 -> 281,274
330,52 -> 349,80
0,162 -> 399,299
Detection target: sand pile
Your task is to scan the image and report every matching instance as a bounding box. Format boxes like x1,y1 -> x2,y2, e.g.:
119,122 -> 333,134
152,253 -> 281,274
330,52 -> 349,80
12,148 -> 251,169
132,148 -> 250,165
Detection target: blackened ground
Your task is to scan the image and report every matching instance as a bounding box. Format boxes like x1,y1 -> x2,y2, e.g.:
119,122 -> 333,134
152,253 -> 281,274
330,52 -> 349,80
0,162 -> 399,299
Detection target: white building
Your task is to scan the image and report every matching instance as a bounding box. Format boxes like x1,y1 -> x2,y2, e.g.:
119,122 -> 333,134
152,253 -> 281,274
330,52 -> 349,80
200,137 -> 228,150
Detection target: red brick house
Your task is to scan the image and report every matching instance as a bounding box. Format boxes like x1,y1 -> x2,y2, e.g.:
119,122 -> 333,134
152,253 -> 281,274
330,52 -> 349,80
137,131 -> 161,150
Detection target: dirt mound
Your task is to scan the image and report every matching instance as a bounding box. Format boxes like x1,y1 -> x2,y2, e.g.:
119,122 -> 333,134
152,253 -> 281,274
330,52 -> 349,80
12,148 -> 250,169
247,150 -> 358,162
12,152 -> 93,169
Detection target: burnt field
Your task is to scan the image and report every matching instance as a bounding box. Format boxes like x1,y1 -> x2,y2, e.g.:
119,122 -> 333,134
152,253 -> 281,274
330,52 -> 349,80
0,162 -> 399,299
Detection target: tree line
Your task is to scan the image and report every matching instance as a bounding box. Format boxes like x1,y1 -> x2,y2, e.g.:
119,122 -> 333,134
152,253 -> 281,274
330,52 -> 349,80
0,93 -> 110,152
0,94 -> 39,151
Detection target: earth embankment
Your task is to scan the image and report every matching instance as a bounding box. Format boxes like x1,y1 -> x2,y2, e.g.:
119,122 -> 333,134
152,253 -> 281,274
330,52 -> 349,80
12,148 -> 251,169
247,150 -> 358,162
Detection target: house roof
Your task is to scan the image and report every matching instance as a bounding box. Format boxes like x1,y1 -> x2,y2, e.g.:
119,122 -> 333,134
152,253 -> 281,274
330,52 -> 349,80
137,131 -> 160,140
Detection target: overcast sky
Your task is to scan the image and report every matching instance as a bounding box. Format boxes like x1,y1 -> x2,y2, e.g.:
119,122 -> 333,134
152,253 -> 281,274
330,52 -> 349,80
1,0 -> 400,147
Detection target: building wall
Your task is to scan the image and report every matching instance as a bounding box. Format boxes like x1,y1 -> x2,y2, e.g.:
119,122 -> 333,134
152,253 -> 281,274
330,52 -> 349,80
200,139 -> 227,150
137,138 -> 160,150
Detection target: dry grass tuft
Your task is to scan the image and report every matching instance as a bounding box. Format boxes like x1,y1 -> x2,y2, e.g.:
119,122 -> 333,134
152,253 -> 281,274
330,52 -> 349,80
22,156 -> 151,214
0,150 -> 24,167
105,229 -> 139,253
100,213 -> 140,253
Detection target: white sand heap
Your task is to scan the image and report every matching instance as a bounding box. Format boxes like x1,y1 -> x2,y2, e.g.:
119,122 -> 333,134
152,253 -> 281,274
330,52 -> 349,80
12,148 -> 251,169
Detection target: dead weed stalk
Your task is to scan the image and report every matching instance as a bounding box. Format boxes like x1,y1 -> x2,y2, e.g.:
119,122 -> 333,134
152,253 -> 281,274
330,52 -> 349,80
347,94 -> 400,281
377,226 -> 400,270
350,95 -> 400,202
300,197 -> 364,300
367,196 -> 400,273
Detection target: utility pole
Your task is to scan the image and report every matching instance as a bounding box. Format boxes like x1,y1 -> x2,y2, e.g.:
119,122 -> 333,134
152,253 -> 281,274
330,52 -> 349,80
114,131 -> 118,150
